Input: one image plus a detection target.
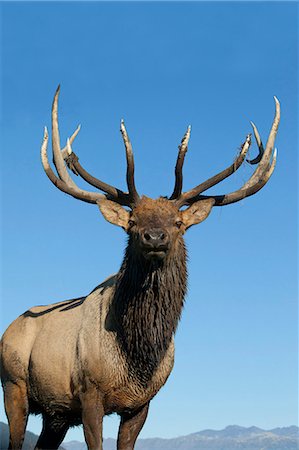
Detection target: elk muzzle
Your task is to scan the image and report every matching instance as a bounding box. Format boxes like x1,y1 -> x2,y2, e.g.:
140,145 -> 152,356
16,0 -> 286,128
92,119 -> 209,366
140,229 -> 170,259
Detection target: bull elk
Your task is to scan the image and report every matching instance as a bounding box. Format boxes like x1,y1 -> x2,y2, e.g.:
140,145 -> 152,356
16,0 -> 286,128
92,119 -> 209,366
0,87 -> 280,450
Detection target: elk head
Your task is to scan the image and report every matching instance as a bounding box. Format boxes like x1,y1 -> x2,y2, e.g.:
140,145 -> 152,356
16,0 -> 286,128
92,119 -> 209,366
41,86 -> 280,261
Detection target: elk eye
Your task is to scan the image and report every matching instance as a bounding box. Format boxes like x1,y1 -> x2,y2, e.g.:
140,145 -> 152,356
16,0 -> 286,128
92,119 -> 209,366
128,219 -> 136,228
175,220 -> 183,229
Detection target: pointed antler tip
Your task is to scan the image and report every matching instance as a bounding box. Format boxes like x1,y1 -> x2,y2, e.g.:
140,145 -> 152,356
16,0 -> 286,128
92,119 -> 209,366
66,138 -> 72,155
250,121 -> 259,136
274,95 -> 279,104
43,126 -> 48,137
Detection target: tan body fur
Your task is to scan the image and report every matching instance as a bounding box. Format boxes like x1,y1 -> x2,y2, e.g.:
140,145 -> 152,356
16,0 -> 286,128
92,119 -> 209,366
1,274 -> 174,420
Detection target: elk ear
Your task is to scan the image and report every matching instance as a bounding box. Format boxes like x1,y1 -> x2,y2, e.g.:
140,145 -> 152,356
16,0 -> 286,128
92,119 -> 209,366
181,198 -> 215,229
97,199 -> 130,230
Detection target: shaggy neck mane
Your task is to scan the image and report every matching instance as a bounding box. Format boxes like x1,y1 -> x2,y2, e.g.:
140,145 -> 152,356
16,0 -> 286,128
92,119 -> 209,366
112,236 -> 187,386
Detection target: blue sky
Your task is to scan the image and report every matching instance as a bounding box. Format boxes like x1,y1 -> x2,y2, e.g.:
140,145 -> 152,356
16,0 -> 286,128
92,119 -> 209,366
0,0 -> 298,443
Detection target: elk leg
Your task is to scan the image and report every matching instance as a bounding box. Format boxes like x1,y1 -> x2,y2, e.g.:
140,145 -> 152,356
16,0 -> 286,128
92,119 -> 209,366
80,387 -> 104,450
34,414 -> 69,450
4,381 -> 29,450
117,403 -> 149,450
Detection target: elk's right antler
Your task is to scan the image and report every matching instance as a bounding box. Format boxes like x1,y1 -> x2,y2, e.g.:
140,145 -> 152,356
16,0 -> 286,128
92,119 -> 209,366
41,86 -> 140,207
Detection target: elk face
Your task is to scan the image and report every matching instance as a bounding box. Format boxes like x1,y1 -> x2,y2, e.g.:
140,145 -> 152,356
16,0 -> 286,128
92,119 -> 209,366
125,197 -> 179,261
98,196 -> 215,261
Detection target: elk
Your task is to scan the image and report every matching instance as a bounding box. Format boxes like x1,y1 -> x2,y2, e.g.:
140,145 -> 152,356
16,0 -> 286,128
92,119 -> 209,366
0,87 -> 280,450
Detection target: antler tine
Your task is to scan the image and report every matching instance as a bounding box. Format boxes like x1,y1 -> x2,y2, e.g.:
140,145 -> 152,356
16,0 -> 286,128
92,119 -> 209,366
174,133 -> 252,208
247,96 -> 279,166
51,86 -> 79,190
41,127 -> 105,204
61,124 -> 81,160
169,126 -> 191,200
120,120 -> 140,206
246,121 -> 264,164
183,97 -> 280,207
240,96 -> 280,191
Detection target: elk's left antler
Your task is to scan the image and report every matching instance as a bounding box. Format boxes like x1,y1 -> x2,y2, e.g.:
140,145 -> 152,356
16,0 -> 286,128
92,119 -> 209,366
171,97 -> 280,207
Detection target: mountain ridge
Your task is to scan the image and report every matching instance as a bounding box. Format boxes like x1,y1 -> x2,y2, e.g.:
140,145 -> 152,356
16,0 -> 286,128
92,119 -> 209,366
62,424 -> 299,450
1,422 -> 298,450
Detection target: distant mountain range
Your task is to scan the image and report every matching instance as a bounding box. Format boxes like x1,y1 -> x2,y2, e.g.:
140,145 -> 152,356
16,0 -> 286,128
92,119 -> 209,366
64,425 -> 298,450
0,422 -> 65,450
1,422 -> 298,450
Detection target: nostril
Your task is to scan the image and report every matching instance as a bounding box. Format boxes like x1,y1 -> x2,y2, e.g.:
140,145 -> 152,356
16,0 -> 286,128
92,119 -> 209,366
143,230 -> 168,244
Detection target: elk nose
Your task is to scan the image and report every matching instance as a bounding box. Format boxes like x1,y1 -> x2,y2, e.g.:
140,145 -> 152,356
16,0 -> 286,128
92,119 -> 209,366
142,229 -> 169,248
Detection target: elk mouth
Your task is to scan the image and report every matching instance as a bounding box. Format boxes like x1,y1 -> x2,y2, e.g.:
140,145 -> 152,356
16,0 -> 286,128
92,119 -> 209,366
141,245 -> 169,260
144,250 -> 167,260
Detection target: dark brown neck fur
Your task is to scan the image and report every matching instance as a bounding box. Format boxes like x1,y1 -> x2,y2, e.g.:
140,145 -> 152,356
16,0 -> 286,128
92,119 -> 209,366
111,235 -> 187,386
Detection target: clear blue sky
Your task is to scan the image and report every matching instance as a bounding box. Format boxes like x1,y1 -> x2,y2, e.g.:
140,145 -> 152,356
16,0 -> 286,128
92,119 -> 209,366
0,0 -> 297,443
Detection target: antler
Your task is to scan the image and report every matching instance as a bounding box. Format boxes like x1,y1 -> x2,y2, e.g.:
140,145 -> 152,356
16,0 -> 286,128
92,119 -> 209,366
169,126 -> 191,200
173,97 -> 280,208
120,119 -> 140,205
41,86 -> 139,207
